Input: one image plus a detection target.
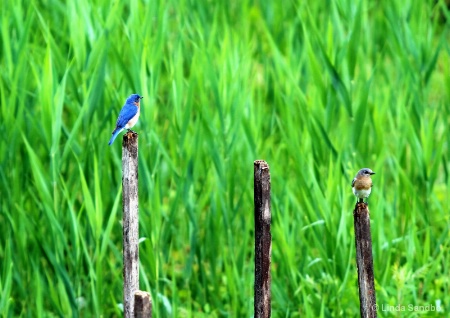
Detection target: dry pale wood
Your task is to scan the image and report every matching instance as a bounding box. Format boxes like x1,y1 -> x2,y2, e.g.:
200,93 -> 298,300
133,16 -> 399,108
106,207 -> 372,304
354,202 -> 377,318
122,132 -> 140,318
254,160 -> 271,318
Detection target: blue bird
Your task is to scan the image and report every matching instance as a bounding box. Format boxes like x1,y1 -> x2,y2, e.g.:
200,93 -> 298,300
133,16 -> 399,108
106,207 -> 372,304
108,94 -> 143,145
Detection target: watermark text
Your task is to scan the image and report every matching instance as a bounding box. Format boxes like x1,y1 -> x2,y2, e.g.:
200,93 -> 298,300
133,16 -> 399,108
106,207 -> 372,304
373,303 -> 443,313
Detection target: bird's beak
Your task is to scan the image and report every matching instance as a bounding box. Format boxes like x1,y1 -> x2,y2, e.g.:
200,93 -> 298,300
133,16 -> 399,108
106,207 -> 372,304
370,172 -> 376,175
140,96 -> 144,99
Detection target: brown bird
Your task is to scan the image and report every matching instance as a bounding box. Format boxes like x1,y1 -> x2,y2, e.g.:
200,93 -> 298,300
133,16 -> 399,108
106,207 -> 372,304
352,168 -> 375,203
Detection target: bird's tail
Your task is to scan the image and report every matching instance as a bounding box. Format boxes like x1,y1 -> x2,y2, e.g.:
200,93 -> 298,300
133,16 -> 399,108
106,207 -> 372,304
108,128 -> 123,145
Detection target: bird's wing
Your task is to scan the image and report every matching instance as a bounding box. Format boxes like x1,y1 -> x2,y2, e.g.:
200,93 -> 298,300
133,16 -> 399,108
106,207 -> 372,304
115,104 -> 138,129
351,178 -> 356,187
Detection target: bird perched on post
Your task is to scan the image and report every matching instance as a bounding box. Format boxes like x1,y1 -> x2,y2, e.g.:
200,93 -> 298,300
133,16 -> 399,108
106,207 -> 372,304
108,94 -> 143,145
352,168 -> 375,203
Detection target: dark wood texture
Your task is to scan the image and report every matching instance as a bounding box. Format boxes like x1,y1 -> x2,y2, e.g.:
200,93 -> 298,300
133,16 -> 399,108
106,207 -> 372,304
254,160 -> 271,318
353,202 -> 377,318
134,290 -> 152,318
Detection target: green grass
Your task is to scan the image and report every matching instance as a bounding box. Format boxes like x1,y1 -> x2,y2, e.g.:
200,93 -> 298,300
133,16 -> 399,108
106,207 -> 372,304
1,0 -> 449,317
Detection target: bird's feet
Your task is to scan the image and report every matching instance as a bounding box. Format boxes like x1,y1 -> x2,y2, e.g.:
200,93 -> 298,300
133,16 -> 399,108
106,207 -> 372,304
357,198 -> 368,206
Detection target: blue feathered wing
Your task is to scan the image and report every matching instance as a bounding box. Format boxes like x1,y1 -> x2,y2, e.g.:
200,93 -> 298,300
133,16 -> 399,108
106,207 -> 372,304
108,104 -> 138,145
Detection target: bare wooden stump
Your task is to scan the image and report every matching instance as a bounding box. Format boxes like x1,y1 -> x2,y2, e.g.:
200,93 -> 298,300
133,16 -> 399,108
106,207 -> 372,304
254,160 -> 271,318
122,132 -> 139,318
134,290 -> 152,318
353,202 -> 377,318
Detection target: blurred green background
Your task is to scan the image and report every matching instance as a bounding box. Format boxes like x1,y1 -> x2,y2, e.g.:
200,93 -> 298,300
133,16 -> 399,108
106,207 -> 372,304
1,0 -> 449,317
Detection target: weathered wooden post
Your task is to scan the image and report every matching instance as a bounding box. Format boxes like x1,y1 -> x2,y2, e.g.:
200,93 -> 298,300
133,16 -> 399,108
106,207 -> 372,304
134,290 -> 152,318
122,132 -> 152,318
254,160 -> 271,318
353,202 -> 377,318
122,131 -> 140,317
